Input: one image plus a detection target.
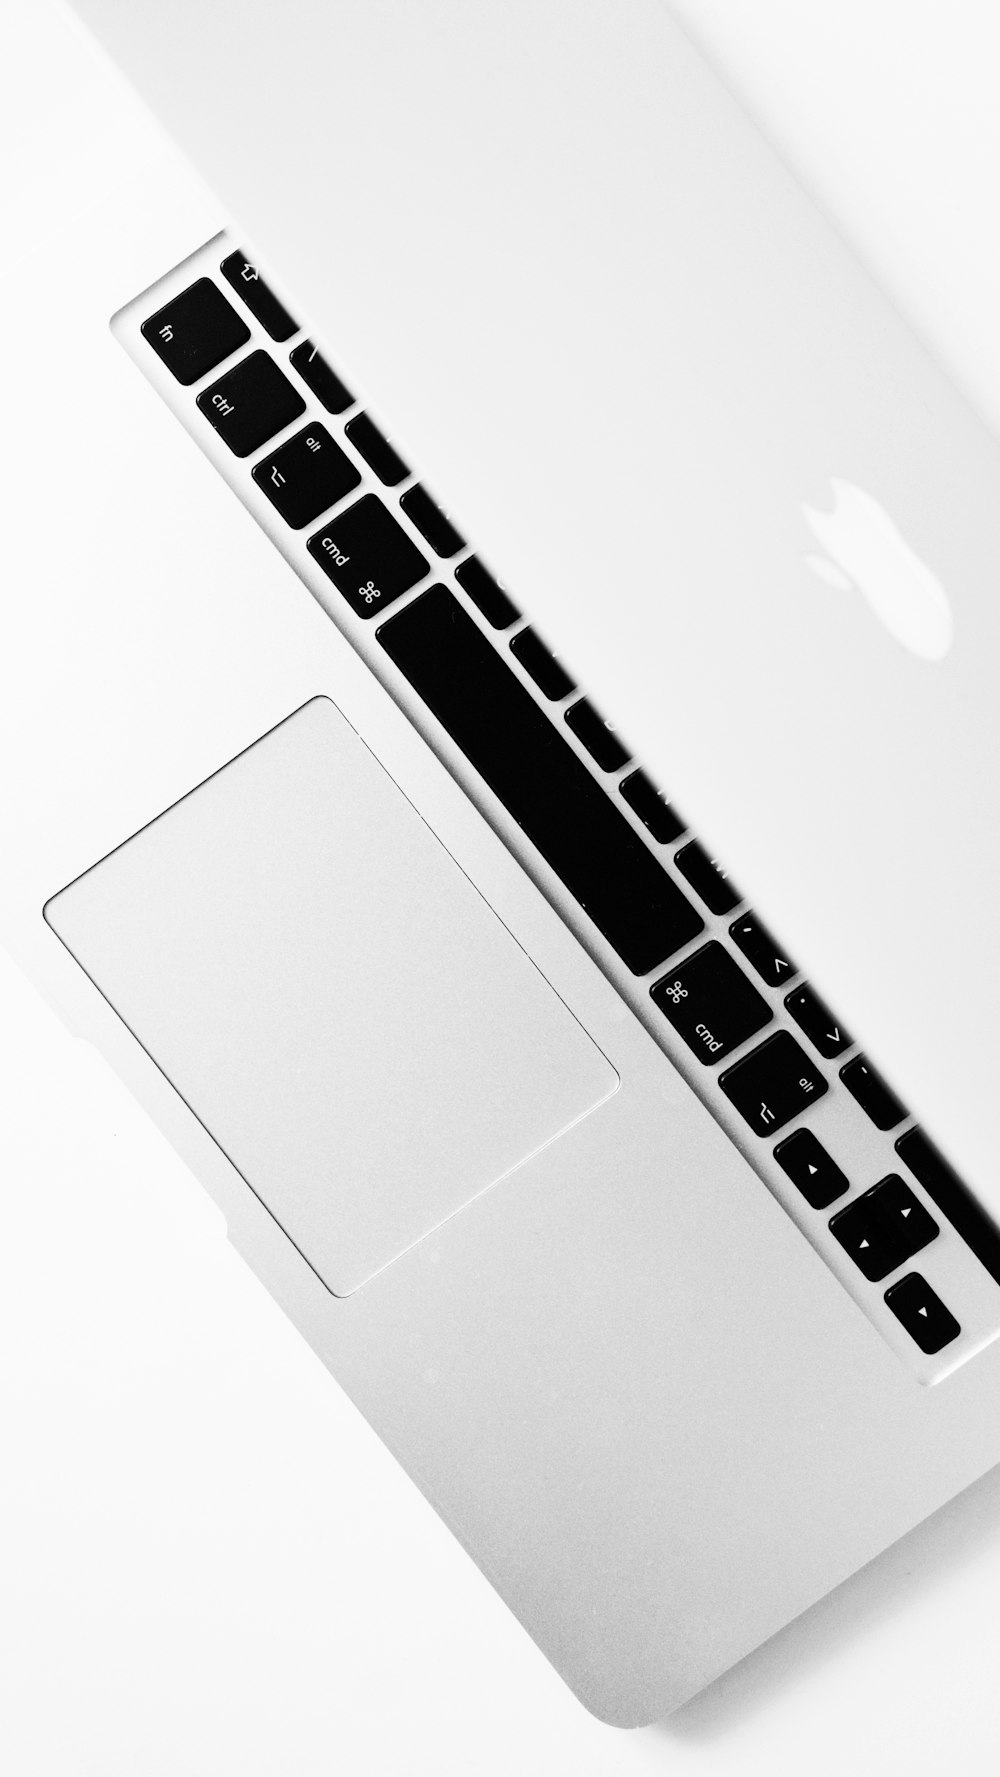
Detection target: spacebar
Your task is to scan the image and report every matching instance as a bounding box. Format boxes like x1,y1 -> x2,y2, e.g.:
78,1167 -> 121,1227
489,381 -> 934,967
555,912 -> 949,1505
377,586 -> 704,974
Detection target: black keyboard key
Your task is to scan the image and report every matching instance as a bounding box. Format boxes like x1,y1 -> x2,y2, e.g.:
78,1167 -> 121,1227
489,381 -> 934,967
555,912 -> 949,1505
252,423 -> 360,529
565,699 -> 631,772
619,770 -> 685,845
221,250 -> 297,341
830,1175 -> 938,1282
719,1031 -> 827,1137
675,841 -> 742,915
784,983 -> 851,1058
840,1056 -> 906,1130
308,494 -> 428,618
773,1128 -> 849,1209
345,413 -> 409,486
896,1127 -> 1000,1288
651,941 -> 771,1064
378,587 -> 704,974
289,341 -> 353,413
454,557 -> 519,630
141,278 -> 250,385
197,351 -> 306,457
884,1272 -> 960,1354
509,629 -> 575,701
729,912 -> 796,988
400,485 -> 464,557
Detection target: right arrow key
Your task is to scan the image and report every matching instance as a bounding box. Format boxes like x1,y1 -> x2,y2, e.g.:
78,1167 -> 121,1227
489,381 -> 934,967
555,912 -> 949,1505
830,1175 -> 939,1282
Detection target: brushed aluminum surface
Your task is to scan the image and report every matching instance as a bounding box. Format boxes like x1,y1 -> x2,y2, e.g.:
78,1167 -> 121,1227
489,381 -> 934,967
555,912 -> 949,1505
10,0 -> 1000,1724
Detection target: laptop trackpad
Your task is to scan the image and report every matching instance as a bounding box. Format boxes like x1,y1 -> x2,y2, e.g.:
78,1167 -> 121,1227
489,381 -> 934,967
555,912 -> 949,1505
45,697 -> 618,1296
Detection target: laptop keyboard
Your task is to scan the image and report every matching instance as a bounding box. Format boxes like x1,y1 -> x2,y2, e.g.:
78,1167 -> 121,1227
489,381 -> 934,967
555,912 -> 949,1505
116,233 -> 1000,1382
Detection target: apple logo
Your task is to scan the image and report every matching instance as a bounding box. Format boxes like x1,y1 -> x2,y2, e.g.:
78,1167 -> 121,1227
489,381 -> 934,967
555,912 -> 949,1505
802,478 -> 954,661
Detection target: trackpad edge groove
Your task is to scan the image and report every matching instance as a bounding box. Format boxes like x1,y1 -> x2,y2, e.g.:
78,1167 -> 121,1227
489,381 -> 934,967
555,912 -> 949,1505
44,697 -> 618,1296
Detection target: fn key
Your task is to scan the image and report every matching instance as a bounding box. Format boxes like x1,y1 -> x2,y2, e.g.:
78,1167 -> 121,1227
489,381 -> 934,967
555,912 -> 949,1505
720,1031 -> 827,1136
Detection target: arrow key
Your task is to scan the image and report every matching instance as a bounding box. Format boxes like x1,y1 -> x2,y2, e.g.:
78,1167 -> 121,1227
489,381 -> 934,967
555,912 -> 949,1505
829,1174 -> 938,1282
773,1128 -> 849,1209
885,1272 -> 961,1354
784,982 -> 852,1058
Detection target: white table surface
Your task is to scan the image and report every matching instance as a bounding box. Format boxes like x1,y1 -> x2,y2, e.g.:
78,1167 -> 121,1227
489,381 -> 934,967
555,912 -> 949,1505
4,4 -> 1000,1771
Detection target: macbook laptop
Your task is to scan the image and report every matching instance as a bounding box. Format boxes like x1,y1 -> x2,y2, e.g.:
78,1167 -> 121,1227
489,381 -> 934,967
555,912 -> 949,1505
8,0 -> 1000,1724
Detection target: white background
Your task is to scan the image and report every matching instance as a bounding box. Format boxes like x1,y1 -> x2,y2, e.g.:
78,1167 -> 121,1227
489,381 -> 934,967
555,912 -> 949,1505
6,3 -> 1000,1771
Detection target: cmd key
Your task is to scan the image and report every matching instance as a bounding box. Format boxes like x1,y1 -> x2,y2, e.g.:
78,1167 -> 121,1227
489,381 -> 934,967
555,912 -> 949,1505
651,942 -> 771,1064
308,494 -> 429,617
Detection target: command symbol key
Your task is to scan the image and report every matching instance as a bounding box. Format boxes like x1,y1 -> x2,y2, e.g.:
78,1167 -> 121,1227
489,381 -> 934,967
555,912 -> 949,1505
308,493 -> 429,618
651,941 -> 771,1065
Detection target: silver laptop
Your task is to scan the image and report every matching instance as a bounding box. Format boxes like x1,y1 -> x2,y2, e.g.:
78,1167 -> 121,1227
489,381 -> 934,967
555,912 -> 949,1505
12,0 -> 1000,1723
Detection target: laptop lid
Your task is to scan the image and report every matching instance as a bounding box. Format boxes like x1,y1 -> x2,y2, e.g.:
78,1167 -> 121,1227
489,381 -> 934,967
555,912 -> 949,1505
66,0 -> 1000,1216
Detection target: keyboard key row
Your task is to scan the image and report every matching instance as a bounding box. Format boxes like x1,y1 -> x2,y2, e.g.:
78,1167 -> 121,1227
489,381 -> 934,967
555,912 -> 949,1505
772,1123 -> 960,1349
